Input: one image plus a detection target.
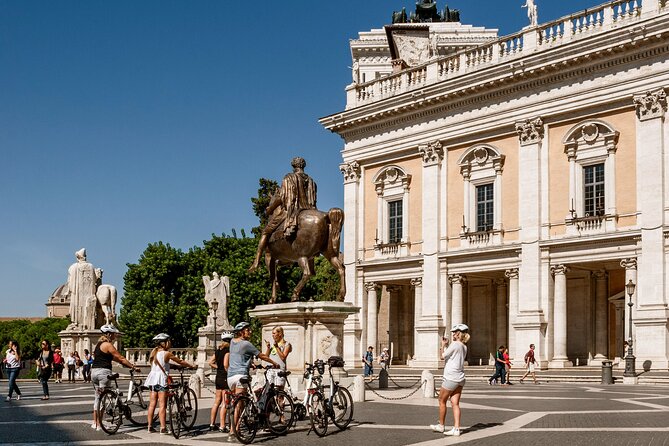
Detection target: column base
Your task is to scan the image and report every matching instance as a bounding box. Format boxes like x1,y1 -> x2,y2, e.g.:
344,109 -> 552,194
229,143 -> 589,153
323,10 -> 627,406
622,376 -> 639,385
588,358 -> 609,366
548,359 -> 573,368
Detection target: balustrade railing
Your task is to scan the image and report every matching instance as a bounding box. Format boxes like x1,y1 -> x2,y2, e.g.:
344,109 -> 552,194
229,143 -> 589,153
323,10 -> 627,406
351,0 -> 657,107
124,347 -> 198,366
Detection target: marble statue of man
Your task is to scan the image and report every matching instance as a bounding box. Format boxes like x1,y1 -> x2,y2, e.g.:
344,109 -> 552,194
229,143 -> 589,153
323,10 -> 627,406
67,248 -> 97,330
522,0 -> 538,27
203,272 -> 230,329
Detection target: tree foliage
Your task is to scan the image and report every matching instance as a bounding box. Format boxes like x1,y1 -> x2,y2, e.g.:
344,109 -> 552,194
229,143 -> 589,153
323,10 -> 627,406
119,178 -> 341,348
0,318 -> 70,360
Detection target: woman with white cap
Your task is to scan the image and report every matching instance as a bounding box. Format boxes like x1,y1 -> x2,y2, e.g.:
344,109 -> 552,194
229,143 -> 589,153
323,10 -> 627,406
430,323 -> 470,437
208,331 -> 234,432
379,347 -> 390,370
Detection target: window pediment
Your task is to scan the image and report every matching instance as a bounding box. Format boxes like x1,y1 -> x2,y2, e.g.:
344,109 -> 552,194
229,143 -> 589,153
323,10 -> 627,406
563,120 -> 619,160
457,145 -> 505,180
373,165 -> 411,195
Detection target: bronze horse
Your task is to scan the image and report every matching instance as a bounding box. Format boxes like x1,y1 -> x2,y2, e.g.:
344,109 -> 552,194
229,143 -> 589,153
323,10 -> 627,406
265,208 -> 346,303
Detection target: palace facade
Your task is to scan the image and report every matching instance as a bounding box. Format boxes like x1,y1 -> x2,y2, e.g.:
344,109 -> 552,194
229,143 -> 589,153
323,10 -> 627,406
320,0 -> 669,370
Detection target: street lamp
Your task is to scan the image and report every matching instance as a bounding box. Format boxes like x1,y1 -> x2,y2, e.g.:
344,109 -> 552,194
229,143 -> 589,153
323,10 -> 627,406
211,299 -> 219,351
624,279 -> 636,378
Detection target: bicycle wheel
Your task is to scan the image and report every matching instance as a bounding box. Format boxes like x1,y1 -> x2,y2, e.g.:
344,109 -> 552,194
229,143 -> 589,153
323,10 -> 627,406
126,384 -> 150,426
232,395 -> 258,444
266,389 -> 294,435
98,390 -> 123,435
169,395 -> 183,439
309,392 -> 328,437
330,386 -> 353,430
180,387 -> 198,430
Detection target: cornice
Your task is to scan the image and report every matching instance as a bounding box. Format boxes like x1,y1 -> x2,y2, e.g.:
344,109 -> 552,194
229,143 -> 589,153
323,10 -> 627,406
322,15 -> 669,139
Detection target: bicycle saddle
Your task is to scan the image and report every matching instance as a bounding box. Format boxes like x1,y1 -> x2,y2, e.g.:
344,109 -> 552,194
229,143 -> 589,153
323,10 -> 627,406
239,376 -> 251,384
107,373 -> 120,380
278,371 -> 291,378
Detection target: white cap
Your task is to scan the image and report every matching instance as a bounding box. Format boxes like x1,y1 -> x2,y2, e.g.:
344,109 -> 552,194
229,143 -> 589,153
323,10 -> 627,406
450,323 -> 469,332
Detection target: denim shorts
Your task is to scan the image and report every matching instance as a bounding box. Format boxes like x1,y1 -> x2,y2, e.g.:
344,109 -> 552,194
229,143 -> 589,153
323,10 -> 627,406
150,384 -> 168,392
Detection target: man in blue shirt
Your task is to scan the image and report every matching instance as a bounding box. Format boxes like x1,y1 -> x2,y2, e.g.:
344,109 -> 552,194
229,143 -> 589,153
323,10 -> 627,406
226,321 -> 277,393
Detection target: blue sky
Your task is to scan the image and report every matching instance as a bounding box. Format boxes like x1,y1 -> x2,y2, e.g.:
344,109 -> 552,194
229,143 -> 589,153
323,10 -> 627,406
0,0 -> 596,317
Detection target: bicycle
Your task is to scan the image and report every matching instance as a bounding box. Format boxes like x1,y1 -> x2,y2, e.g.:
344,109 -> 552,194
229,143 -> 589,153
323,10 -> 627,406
98,369 -> 151,434
231,364 -> 295,444
322,356 -> 354,431
166,366 -> 199,439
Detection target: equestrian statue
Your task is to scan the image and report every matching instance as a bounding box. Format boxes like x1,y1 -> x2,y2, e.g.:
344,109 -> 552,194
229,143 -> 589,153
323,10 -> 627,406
249,157 -> 346,303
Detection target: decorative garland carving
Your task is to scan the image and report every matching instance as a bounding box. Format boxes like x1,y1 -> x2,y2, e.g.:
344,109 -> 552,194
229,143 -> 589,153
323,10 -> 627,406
515,117 -> 544,146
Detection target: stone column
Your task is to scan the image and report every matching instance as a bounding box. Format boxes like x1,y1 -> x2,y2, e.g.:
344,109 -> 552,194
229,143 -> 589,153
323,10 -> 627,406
340,161 -> 363,366
620,258 -> 638,345
495,278 -> 508,348
632,89 -> 669,369
550,265 -> 572,367
592,270 -> 609,363
449,274 -> 466,325
505,269 -> 519,362
365,282 -> 378,351
410,277 -> 423,328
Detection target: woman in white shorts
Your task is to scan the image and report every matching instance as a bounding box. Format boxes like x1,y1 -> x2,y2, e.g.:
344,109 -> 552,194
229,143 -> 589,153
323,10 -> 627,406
430,323 -> 470,437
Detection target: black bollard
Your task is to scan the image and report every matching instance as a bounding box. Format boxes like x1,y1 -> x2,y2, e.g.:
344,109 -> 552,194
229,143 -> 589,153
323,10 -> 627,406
379,368 -> 389,389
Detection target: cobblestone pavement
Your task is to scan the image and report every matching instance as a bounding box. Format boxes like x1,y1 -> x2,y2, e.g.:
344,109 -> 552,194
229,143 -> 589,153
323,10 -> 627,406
1,379 -> 669,445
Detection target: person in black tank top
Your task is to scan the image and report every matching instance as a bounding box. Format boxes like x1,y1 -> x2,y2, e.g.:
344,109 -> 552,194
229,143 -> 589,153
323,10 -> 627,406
208,331 -> 233,431
91,325 -> 139,431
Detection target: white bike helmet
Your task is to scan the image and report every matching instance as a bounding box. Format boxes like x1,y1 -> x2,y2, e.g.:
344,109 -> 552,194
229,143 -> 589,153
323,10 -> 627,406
100,324 -> 120,334
152,333 -> 171,343
221,331 -> 234,342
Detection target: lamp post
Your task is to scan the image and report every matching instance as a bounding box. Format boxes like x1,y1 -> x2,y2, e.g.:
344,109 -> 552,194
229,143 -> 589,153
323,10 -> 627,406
211,299 -> 219,351
623,279 -> 636,378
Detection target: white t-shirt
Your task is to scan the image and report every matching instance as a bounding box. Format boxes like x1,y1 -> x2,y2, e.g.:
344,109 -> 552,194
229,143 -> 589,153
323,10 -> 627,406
5,350 -> 20,369
67,356 -> 76,366
144,350 -> 170,387
442,341 -> 467,383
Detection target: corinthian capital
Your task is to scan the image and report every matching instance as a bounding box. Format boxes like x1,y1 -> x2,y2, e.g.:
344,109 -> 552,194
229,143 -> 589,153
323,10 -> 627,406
550,264 -> 569,276
364,282 -> 378,292
515,117 -> 544,146
418,140 -> 444,166
448,274 -> 466,285
339,161 -> 361,183
633,89 -> 667,121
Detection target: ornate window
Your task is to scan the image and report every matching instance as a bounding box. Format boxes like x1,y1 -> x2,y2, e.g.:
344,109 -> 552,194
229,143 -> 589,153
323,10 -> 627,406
373,166 -> 411,256
458,145 -> 505,246
563,120 -> 619,234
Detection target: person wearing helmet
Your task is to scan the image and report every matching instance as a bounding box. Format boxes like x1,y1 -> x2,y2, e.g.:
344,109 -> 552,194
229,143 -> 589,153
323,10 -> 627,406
91,324 -> 139,431
144,333 -> 196,434
430,323 -> 470,437
225,321 -> 277,393
208,331 -> 234,432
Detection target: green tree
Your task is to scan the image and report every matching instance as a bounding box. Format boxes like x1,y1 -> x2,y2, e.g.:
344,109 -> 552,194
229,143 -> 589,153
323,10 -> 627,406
0,318 -> 69,360
250,178 -> 279,237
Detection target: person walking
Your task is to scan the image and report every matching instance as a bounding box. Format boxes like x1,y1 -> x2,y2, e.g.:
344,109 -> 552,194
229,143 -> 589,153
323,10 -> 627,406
4,340 -> 22,401
503,347 -> 513,385
82,349 -> 92,383
91,325 -> 139,431
363,346 -> 374,378
430,324 -> 470,437
488,345 -> 507,385
144,333 -> 195,435
52,347 -> 64,383
520,344 -> 539,384
36,340 -> 54,400
209,331 -> 233,432
66,352 -> 76,383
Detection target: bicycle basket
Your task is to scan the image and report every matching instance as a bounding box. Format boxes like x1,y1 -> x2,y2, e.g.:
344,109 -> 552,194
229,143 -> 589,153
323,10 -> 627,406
314,359 -> 325,375
327,356 -> 345,368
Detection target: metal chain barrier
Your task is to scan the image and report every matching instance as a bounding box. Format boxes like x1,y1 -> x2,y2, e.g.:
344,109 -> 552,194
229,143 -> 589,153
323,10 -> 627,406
388,374 -> 423,389
364,379 -> 426,401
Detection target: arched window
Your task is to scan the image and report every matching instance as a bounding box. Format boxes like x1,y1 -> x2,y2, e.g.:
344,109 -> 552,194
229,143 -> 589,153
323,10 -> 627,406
563,120 -> 619,232
373,166 -> 411,253
457,145 -> 505,238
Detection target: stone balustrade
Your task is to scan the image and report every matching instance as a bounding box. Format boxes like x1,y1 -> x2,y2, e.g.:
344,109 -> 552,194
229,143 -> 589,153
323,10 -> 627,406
124,348 -> 199,366
348,0 -> 658,108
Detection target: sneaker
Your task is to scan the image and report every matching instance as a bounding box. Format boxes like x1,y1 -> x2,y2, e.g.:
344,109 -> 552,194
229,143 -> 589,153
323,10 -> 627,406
15,395 -> 21,400
96,426 -> 102,432
148,426 -> 156,433
160,428 -> 172,435
90,423 -> 97,429
444,427 -> 461,436
5,396 -> 10,402
209,424 -> 217,431
220,425 -> 229,433
430,423 -> 445,433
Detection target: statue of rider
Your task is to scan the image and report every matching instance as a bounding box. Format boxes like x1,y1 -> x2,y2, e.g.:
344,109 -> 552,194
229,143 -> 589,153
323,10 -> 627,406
249,157 -> 317,272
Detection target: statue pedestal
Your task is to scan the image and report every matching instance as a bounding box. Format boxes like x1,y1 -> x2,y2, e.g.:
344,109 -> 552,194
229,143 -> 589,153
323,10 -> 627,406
196,323 -> 233,383
248,301 -> 359,372
59,327 -> 120,354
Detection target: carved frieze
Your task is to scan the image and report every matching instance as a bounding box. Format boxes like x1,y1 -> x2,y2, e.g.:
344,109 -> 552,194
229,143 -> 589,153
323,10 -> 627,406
633,89 -> 667,121
418,140 -> 444,166
339,161 -> 361,183
515,117 -> 544,146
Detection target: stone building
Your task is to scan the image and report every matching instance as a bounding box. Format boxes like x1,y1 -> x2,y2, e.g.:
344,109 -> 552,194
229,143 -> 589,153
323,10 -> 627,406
320,0 -> 669,370
46,283 -> 70,318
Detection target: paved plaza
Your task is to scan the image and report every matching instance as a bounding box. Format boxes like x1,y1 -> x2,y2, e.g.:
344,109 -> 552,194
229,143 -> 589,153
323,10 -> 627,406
1,378 -> 669,445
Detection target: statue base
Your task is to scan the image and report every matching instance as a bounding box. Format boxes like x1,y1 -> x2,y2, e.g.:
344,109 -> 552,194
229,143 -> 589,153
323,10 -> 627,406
248,301 -> 359,372
59,327 -> 121,354
196,323 -> 233,383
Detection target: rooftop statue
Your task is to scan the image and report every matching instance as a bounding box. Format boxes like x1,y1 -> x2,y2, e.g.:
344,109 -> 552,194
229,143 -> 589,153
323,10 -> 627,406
522,0 -> 538,27
392,1 -> 461,24
249,157 -> 346,303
